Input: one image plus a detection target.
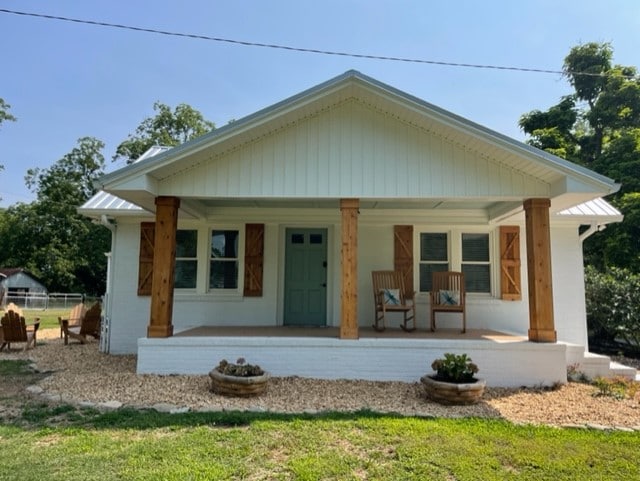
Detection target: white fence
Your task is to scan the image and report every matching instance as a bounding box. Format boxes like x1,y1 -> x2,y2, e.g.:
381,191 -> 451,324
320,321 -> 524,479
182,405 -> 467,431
2,292 -> 88,310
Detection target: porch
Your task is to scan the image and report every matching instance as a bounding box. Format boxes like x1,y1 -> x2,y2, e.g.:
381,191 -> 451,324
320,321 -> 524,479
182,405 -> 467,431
137,326 -> 570,387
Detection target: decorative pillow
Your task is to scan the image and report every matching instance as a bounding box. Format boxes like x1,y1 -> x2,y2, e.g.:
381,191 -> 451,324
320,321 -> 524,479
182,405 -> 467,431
439,290 -> 460,305
382,288 -> 401,305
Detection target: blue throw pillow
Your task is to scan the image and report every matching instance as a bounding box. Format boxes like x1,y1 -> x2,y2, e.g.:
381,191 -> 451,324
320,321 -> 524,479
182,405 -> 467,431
382,288 -> 401,305
439,290 -> 460,305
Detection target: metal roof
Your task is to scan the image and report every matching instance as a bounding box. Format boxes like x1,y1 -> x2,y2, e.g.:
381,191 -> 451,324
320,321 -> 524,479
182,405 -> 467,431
556,197 -> 623,223
79,146 -> 170,216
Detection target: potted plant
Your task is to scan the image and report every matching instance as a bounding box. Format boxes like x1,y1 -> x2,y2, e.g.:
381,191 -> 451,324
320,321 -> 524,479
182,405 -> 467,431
420,353 -> 486,405
209,357 -> 270,397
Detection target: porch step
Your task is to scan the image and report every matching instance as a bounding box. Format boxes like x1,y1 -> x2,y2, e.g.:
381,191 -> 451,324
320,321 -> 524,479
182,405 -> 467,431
609,361 -> 637,380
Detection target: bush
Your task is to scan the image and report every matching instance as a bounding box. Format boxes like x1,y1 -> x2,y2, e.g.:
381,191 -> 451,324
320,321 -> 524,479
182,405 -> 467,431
585,266 -> 640,352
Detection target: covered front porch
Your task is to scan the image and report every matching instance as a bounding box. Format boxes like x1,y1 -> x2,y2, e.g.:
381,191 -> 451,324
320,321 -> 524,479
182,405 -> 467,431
137,326 -> 572,387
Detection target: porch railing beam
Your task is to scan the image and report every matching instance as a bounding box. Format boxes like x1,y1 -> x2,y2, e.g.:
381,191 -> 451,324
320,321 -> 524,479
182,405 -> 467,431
148,196 -> 180,338
340,198 -> 359,339
524,198 -> 557,342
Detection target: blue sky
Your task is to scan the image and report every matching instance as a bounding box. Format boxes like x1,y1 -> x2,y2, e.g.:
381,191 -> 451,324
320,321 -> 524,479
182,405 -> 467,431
1,1 -> 639,207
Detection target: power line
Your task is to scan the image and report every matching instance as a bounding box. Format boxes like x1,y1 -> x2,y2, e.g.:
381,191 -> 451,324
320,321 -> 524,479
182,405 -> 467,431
1,8 -> 637,80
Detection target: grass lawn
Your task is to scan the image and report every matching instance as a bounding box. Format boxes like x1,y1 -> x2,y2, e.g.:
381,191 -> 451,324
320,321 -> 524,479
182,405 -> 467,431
0,398 -> 638,480
0,308 -> 67,330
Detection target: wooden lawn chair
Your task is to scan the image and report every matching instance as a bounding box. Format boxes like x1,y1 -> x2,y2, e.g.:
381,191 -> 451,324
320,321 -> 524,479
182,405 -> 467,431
0,305 -> 40,352
62,302 -> 101,345
429,271 -> 466,333
58,303 -> 87,339
372,270 -> 416,332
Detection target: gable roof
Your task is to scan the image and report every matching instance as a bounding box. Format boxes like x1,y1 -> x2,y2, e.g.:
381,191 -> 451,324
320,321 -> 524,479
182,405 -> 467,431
93,70 -> 620,216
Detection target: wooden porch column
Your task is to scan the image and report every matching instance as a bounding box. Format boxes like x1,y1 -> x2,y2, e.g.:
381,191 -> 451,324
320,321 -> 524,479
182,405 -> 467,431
148,196 -> 180,338
340,198 -> 359,339
524,198 -> 557,342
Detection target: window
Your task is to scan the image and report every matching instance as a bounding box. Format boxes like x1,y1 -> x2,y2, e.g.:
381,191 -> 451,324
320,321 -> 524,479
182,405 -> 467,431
419,231 -> 492,294
419,233 -> 449,292
175,230 -> 198,288
210,230 -> 239,289
461,233 -> 490,293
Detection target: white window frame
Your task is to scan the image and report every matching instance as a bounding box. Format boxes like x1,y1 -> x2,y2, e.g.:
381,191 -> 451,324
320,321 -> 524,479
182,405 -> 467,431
207,226 -> 245,295
174,229 -> 198,291
417,228 -> 495,297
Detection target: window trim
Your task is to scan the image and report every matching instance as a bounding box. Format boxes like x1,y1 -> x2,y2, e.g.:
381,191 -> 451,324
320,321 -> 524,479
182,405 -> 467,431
207,226 -> 245,294
174,229 -> 199,291
417,228 -> 496,297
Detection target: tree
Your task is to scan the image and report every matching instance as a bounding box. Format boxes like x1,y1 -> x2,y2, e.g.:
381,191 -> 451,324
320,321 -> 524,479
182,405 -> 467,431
114,102 -> 215,163
0,98 -> 16,126
0,98 -> 17,194
0,137 -> 110,294
520,42 -> 640,272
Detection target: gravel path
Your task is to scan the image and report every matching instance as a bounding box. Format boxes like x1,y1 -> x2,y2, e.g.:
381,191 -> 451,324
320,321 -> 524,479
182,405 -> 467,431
3,329 -> 640,429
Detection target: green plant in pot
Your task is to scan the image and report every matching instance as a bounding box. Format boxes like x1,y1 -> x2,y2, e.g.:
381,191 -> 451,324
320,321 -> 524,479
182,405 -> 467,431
209,357 -> 269,397
421,352 -> 486,405
431,353 -> 479,383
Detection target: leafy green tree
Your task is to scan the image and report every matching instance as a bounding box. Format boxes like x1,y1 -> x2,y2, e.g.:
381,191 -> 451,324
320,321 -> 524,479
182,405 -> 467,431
520,42 -> 640,272
0,137 -> 110,294
0,98 -> 17,193
114,102 -> 215,163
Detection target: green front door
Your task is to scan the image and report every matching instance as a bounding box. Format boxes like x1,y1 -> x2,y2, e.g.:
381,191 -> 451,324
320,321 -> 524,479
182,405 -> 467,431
284,228 -> 328,326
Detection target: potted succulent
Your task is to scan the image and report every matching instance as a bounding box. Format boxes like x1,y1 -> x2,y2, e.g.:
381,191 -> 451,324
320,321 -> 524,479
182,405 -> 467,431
420,353 -> 486,405
209,357 -> 270,397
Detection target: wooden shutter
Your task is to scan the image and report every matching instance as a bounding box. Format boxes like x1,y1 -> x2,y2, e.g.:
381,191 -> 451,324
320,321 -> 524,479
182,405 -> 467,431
394,225 -> 414,294
137,222 -> 155,296
500,226 -> 521,300
243,223 -> 264,297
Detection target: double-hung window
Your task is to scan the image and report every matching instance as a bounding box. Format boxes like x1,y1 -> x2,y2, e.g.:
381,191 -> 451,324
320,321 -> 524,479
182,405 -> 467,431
419,231 -> 492,294
175,230 -> 198,289
461,233 -> 491,293
419,233 -> 449,292
210,230 -> 239,289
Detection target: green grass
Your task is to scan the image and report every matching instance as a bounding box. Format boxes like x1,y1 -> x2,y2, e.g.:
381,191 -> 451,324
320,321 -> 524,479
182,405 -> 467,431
0,402 -> 638,480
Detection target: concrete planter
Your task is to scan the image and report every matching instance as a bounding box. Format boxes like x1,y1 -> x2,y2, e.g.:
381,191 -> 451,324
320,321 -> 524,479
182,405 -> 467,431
209,369 -> 270,397
420,375 -> 486,405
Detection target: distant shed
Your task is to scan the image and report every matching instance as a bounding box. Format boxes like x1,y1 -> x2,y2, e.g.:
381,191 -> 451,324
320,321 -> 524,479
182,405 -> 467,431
0,268 -> 48,307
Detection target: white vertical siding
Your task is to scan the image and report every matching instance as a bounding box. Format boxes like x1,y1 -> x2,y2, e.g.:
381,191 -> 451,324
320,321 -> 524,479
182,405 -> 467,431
106,213 -> 585,356
159,99 -> 550,199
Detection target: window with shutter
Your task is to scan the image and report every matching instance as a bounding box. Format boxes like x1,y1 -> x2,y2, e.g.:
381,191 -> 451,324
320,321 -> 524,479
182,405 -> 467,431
419,233 -> 449,292
244,223 -> 264,296
137,222 -> 155,296
461,233 -> 490,293
175,230 -> 198,289
500,226 -> 521,300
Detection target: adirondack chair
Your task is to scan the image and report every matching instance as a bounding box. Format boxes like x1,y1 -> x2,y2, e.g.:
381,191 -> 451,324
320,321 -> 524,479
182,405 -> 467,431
429,271 -> 466,333
372,270 -> 416,332
62,302 -> 101,345
58,303 -> 88,338
0,305 -> 40,351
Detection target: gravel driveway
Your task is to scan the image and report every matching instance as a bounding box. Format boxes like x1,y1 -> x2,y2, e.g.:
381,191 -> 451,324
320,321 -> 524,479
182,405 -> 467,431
2,329 -> 640,430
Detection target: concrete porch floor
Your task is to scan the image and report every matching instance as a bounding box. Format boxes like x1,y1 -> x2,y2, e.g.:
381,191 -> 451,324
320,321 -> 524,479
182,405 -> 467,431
174,326 -> 527,343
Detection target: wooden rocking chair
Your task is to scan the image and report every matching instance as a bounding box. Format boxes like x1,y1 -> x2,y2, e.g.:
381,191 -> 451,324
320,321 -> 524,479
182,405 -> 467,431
62,302 -> 101,345
372,270 -> 416,332
429,271 -> 466,333
0,305 -> 40,352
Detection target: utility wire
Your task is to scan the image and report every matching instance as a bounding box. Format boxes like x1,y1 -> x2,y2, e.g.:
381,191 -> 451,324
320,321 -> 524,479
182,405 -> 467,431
1,8 -> 637,80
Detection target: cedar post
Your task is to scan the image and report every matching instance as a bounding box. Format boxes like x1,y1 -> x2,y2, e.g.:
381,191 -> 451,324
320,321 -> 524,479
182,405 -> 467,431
148,196 -> 180,338
340,198 -> 359,339
523,198 -> 557,342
